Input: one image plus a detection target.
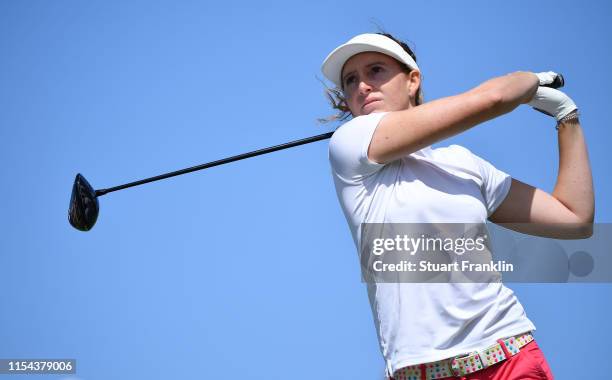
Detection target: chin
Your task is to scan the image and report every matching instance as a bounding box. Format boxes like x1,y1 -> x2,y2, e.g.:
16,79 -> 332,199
361,102 -> 387,116
362,108 -> 385,116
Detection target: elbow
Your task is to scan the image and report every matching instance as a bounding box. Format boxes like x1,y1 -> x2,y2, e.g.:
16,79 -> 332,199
578,205 -> 595,238
571,214 -> 595,239
581,214 -> 595,239
574,222 -> 594,239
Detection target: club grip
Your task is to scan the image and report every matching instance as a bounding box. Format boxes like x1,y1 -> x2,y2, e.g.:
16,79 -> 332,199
542,73 -> 564,89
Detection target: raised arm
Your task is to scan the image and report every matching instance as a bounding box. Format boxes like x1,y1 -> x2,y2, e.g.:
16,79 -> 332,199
368,71 -> 539,164
487,82 -> 594,239
489,117 -> 595,239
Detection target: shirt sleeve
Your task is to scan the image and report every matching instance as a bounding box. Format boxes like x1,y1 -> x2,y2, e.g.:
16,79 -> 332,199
465,148 -> 513,217
328,112 -> 389,181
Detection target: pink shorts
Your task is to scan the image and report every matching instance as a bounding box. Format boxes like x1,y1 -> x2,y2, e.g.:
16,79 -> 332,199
392,340 -> 554,380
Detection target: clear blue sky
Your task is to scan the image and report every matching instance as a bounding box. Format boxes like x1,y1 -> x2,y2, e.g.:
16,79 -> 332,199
1,1 -> 610,379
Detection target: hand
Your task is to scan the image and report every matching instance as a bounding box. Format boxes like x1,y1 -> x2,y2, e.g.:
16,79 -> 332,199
534,71 -> 564,88
528,86 -> 577,121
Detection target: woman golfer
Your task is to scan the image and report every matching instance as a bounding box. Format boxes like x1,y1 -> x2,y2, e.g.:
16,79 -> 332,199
321,33 -> 594,380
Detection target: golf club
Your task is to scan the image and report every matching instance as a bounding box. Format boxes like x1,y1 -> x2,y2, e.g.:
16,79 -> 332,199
69,131 -> 334,231
68,74 -> 565,232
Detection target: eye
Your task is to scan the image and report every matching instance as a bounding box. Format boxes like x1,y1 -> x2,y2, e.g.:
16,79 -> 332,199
343,74 -> 356,87
371,65 -> 385,75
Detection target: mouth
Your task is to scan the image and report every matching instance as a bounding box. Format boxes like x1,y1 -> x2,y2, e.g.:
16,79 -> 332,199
361,99 -> 382,111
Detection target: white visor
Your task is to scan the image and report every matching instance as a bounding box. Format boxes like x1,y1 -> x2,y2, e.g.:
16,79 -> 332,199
321,33 -> 420,88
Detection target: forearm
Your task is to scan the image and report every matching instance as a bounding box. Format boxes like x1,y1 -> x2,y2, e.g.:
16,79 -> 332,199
470,71 -> 540,110
370,71 -> 540,164
552,118 -> 595,222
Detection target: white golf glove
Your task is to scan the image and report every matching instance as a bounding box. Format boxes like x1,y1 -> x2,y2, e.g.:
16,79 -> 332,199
534,71 -> 564,87
528,71 -> 577,121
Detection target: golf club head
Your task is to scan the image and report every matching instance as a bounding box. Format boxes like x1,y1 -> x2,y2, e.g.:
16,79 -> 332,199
68,173 -> 99,231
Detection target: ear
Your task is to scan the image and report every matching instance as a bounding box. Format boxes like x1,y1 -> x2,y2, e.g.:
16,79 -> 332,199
406,70 -> 421,102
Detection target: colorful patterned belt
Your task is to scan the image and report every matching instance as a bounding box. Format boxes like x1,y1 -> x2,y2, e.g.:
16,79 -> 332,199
392,331 -> 534,380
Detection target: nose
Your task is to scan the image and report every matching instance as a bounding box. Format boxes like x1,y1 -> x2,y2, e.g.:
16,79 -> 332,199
357,78 -> 373,95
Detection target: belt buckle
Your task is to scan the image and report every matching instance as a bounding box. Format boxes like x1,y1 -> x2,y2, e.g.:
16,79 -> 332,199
450,350 -> 482,376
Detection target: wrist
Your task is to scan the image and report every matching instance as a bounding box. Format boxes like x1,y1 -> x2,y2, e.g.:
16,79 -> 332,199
556,110 -> 580,130
520,72 -> 540,104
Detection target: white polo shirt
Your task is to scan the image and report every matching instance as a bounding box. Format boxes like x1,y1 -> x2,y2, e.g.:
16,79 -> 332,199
328,112 -> 536,376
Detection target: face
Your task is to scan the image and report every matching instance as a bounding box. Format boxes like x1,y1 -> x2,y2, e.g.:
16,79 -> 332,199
341,52 -> 420,117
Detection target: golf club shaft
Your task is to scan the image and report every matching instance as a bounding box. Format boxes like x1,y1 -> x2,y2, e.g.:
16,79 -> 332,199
95,131 -> 334,197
